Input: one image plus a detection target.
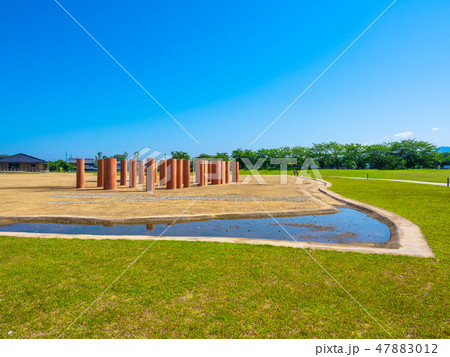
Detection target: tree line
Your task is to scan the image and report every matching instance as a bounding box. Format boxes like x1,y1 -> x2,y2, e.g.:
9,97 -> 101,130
172,140 -> 448,170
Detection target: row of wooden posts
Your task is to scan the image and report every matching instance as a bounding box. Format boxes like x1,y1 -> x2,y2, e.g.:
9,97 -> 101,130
75,158 -> 239,192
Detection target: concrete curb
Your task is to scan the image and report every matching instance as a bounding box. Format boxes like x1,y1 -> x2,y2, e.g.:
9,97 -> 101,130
0,207 -> 339,225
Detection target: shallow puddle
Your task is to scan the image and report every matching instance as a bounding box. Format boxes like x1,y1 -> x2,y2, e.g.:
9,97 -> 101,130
0,208 -> 390,244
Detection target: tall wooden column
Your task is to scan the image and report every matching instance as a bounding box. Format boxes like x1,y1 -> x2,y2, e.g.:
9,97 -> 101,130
103,158 -> 117,190
183,159 -> 190,188
232,161 -> 239,183
129,159 -> 137,188
97,159 -> 103,187
76,159 -> 85,189
166,159 -> 177,189
120,160 -> 127,186
225,161 -> 230,184
194,160 -> 200,184
159,160 -> 166,187
138,160 -> 145,185
199,160 -> 206,186
146,158 -> 155,193
208,161 -> 213,184
176,159 -> 183,189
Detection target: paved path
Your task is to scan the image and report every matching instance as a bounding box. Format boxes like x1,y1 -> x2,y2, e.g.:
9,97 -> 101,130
329,176 -> 448,187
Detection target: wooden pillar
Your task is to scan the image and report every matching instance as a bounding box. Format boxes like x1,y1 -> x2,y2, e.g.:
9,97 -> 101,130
176,159 -> 183,189
138,160 -> 145,185
103,158 -> 117,190
194,160 -> 200,184
159,160 -> 166,187
212,160 -> 221,185
232,161 -> 239,183
146,158 -> 155,193
183,159 -> 190,188
225,161 -> 230,184
129,159 -> 137,188
166,159 -> 177,189
76,159 -> 85,189
199,160 -> 206,186
97,159 -> 103,187
208,161 -> 213,184
120,160 -> 127,186
221,161 -> 225,184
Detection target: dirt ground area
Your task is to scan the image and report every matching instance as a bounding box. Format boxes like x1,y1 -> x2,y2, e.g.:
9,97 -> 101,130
0,173 -> 340,222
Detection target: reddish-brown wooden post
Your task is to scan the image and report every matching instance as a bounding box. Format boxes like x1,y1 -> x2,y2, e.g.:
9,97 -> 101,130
199,160 -> 206,186
225,161 -> 230,184
176,159 -> 183,188
208,161 -> 213,184
138,161 -> 145,185
129,159 -> 137,188
221,161 -> 226,184
210,161 -> 215,184
76,159 -> 85,189
103,158 -> 117,190
146,158 -> 155,193
183,159 -> 190,188
211,160 -> 218,185
194,160 -> 200,184
97,159 -> 103,187
167,159 -> 177,189
154,162 -> 157,184
159,160 -> 166,187
120,160 -> 127,186
232,161 -> 239,183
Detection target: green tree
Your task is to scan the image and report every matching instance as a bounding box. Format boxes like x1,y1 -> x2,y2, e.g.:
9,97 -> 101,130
171,151 -> 190,160
215,152 -> 230,161
112,152 -> 128,161
439,152 -> 450,166
342,144 -> 367,169
197,153 -> 213,158
48,160 -> 74,172
291,146 -> 308,168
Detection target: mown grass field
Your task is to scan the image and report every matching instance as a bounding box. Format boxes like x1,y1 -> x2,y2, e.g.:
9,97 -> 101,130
239,168 -> 450,184
0,178 -> 448,338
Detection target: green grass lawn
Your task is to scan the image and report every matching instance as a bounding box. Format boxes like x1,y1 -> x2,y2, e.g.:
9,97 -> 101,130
240,168 -> 450,184
0,179 -> 449,338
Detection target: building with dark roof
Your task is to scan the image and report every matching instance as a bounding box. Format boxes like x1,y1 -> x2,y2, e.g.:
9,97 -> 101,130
0,153 -> 48,172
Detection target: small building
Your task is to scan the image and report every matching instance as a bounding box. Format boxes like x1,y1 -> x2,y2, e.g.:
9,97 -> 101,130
67,158 -> 96,171
0,153 -> 48,172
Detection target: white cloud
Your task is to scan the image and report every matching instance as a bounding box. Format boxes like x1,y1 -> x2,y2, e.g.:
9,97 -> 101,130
394,131 -> 414,139
432,127 -> 440,131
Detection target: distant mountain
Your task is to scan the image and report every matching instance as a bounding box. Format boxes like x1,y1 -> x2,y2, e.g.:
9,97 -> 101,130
438,147 -> 450,153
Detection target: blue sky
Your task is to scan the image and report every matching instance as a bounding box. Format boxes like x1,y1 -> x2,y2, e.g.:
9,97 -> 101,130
0,0 -> 449,160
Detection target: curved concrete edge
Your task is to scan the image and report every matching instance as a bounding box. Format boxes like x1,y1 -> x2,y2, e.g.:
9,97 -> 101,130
0,231 -> 433,257
0,207 -> 339,225
319,182 -> 434,258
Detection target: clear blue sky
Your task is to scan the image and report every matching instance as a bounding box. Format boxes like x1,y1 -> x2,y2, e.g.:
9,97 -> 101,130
0,0 -> 449,160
